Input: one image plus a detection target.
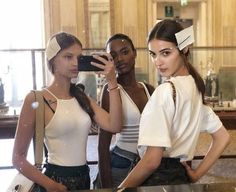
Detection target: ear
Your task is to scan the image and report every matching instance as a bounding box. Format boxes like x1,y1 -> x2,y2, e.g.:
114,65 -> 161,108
182,47 -> 189,54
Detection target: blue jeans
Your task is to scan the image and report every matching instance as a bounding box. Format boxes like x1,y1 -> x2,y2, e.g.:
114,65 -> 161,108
110,146 -> 139,187
93,146 -> 139,188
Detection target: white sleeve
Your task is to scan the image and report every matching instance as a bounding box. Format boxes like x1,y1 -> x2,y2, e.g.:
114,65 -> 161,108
138,84 -> 175,149
201,105 -> 222,133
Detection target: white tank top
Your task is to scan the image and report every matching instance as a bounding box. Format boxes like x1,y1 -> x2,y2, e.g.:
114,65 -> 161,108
115,82 -> 151,154
44,89 -> 91,166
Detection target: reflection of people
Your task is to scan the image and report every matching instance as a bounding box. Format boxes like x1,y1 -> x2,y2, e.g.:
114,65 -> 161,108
119,19 -> 230,188
211,77 -> 216,97
12,32 -> 122,191
97,34 -> 154,188
205,76 -> 212,97
205,74 -> 218,97
77,72 -> 97,100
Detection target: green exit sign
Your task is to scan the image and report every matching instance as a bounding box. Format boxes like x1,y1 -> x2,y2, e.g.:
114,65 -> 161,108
165,6 -> 173,17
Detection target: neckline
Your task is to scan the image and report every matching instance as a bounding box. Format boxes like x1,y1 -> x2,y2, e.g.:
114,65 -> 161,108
44,88 -> 74,101
119,82 -> 149,114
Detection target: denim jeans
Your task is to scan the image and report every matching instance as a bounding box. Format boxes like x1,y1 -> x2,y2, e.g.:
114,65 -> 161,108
93,146 -> 139,188
110,146 -> 139,187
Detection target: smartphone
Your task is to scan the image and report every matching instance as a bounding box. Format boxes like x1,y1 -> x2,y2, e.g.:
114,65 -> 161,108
78,55 -> 107,71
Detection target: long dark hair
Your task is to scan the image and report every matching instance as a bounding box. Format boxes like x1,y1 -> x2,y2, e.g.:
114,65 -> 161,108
148,19 -> 205,104
70,83 -> 94,119
47,32 -> 94,119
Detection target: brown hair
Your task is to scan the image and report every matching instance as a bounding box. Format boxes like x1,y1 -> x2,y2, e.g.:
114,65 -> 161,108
148,19 -> 205,104
47,32 -> 94,119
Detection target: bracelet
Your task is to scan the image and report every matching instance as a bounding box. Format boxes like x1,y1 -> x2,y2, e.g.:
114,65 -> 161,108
107,85 -> 119,92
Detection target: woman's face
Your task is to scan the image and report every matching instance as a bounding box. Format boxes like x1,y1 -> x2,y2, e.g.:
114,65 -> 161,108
148,39 -> 187,77
106,39 -> 136,75
53,43 -> 82,79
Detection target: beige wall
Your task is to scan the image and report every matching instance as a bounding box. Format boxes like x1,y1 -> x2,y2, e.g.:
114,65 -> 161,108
43,0 -> 236,47
205,0 -> 236,76
44,0 -> 87,46
43,0 -> 236,85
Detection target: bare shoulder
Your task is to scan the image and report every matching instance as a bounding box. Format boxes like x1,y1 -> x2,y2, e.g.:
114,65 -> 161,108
21,90 -> 42,113
16,91 -> 37,134
23,91 -> 37,105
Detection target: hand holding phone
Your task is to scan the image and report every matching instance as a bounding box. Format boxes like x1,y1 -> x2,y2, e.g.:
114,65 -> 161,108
78,55 -> 108,71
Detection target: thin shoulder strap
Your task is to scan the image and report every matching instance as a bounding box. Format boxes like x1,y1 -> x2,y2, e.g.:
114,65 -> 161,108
43,97 -> 55,113
44,88 -> 58,100
33,90 -> 45,168
139,82 -> 151,98
165,81 -> 176,106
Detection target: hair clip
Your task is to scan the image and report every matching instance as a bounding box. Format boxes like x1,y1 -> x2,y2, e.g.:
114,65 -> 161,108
45,37 -> 61,60
175,25 -> 194,50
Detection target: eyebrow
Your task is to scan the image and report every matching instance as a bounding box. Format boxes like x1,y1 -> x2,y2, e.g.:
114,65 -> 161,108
63,51 -> 74,55
158,47 -> 173,52
148,50 -> 156,55
110,46 -> 130,54
117,46 -> 130,53
148,47 -> 172,55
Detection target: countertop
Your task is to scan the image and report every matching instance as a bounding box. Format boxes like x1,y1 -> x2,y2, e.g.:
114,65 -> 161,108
75,182 -> 236,192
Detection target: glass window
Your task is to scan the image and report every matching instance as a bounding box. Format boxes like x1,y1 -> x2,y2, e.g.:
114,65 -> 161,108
0,0 -> 44,108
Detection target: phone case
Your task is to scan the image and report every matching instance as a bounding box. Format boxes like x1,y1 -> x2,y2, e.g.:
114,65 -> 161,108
78,55 -> 106,71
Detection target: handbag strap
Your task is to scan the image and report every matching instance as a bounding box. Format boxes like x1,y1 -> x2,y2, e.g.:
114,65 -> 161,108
33,90 -> 45,168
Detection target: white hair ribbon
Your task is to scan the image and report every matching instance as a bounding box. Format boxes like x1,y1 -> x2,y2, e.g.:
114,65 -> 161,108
175,25 -> 194,51
45,37 -> 61,60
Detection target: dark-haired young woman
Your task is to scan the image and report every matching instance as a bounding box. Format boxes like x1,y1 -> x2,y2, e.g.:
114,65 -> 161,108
12,32 -> 122,192
97,33 -> 154,188
119,19 -> 230,188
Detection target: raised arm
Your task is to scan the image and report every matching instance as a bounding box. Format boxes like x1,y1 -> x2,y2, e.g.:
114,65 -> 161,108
90,53 -> 122,133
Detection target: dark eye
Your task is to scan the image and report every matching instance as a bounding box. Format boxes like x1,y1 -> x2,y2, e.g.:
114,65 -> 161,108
121,49 -> 129,55
160,50 -> 171,57
149,51 -> 156,58
110,52 -> 117,59
65,55 -> 73,59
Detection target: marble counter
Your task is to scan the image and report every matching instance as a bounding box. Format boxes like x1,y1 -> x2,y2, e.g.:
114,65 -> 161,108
76,182 -> 236,192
